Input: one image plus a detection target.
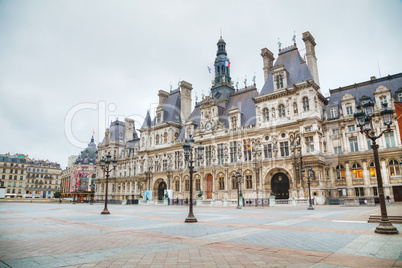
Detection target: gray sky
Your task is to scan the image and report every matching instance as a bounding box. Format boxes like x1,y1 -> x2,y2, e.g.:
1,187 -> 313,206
0,0 -> 401,168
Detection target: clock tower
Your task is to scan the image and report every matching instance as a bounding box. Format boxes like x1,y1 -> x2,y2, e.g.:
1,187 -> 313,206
211,36 -> 235,103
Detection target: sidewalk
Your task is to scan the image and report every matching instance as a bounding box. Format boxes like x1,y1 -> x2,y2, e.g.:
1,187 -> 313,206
0,203 -> 401,268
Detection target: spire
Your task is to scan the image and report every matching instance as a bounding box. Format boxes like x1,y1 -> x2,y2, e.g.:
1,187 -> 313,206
141,110 -> 152,128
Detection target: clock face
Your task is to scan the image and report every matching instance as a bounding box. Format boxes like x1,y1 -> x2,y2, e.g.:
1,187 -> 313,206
205,122 -> 212,131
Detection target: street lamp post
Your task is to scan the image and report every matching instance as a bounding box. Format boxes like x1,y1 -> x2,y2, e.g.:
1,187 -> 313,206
232,171 -> 243,209
183,135 -> 204,223
100,152 -> 117,215
301,165 -> 315,210
354,101 -> 399,234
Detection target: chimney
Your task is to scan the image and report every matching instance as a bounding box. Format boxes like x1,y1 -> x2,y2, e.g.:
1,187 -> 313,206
180,80 -> 192,123
124,118 -> 134,142
158,90 -> 169,106
302,31 -> 320,87
261,48 -> 275,82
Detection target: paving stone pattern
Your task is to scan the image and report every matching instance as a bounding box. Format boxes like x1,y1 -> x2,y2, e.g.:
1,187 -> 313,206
0,203 -> 401,267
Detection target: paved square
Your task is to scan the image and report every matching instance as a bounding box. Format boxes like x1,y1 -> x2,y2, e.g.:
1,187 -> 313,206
0,203 -> 401,267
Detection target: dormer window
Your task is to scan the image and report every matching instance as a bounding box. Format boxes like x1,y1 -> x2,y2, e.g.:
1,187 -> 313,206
276,75 -> 284,89
396,87 -> 402,102
330,107 -> 338,119
278,104 -> 286,118
231,116 -> 237,128
302,97 -> 309,111
157,113 -> 161,124
263,108 -> 269,122
379,96 -> 387,105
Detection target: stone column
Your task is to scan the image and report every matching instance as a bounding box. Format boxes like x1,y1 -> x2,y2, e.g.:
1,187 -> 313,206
345,161 -> 353,196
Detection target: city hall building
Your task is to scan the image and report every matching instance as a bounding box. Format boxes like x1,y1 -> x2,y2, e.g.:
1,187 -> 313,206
94,31 -> 402,205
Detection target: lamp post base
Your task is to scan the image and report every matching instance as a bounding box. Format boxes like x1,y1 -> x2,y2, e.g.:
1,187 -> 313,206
375,221 -> 399,234
236,206 -> 242,209
185,213 -> 197,223
101,209 -> 110,215
307,206 -> 315,210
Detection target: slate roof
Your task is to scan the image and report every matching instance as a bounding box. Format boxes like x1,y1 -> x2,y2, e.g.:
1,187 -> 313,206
326,73 -> 402,114
260,46 -> 313,95
221,88 -> 258,127
75,136 -> 98,164
0,154 -> 27,163
141,89 -> 182,128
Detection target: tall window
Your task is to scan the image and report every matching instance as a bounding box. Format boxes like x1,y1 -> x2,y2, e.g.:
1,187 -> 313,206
330,107 -> 338,119
280,142 -> 289,157
352,163 -> 362,178
195,179 -> 200,191
389,160 -> 400,176
367,138 -> 372,150
219,177 -> 224,190
246,175 -> 252,189
303,97 -> 309,111
346,106 -> 353,115
336,165 -> 345,180
306,137 -> 314,153
348,125 -> 355,132
263,108 -> 269,122
355,187 -> 364,197
231,116 -> 237,128
185,180 -> 190,191
243,139 -> 252,161
164,132 -> 168,143
230,142 -> 237,163
217,144 -> 224,165
205,146 -> 212,166
232,177 -> 238,189
175,180 -> 180,191
278,104 -> 286,118
264,144 -> 272,159
385,131 -> 395,148
369,162 -> 376,178
349,137 -> 359,152
276,75 -> 283,89
163,160 -> 167,171
155,134 -> 159,145
373,187 -> 378,196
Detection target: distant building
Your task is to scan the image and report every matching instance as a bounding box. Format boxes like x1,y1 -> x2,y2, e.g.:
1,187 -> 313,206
61,136 -> 98,202
0,153 -> 62,198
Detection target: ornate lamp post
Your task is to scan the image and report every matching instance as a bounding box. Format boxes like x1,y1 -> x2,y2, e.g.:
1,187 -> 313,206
232,171 -> 243,209
99,152 -> 117,215
301,164 -> 315,210
183,135 -> 204,223
354,101 -> 399,234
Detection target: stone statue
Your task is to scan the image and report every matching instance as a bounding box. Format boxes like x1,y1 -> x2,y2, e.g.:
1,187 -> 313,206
197,189 -> 203,198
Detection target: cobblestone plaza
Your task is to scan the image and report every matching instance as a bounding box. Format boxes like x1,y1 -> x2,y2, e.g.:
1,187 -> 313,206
0,203 -> 401,267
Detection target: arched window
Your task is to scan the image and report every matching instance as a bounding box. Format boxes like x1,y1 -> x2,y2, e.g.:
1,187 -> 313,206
389,160 -> 400,176
174,132 -> 178,140
336,165 -> 345,180
369,162 -> 376,178
155,134 -> 159,145
263,108 -> 269,122
246,175 -> 252,189
276,75 -> 284,89
352,163 -> 362,178
164,132 -> 168,143
303,97 -> 309,111
278,104 -> 286,118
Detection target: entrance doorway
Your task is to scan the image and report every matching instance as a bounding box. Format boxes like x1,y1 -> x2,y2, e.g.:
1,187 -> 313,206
393,186 -> 402,202
271,173 -> 290,199
158,181 -> 167,200
207,174 -> 213,199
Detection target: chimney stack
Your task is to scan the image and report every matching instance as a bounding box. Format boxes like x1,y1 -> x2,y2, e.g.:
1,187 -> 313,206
180,80 -> 192,123
261,48 -> 275,82
302,31 -> 320,87
124,118 -> 134,142
158,90 -> 170,106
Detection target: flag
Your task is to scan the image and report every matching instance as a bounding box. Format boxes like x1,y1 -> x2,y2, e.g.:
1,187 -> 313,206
224,61 -> 230,67
207,66 -> 212,73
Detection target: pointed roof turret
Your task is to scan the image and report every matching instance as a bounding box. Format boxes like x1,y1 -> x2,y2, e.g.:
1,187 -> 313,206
141,110 -> 152,128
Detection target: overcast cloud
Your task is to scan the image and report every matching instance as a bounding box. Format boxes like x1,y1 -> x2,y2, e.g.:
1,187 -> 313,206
0,0 -> 401,168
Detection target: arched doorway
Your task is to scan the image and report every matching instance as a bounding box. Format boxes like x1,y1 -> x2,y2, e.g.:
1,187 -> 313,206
157,181 -> 167,200
271,173 -> 290,199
